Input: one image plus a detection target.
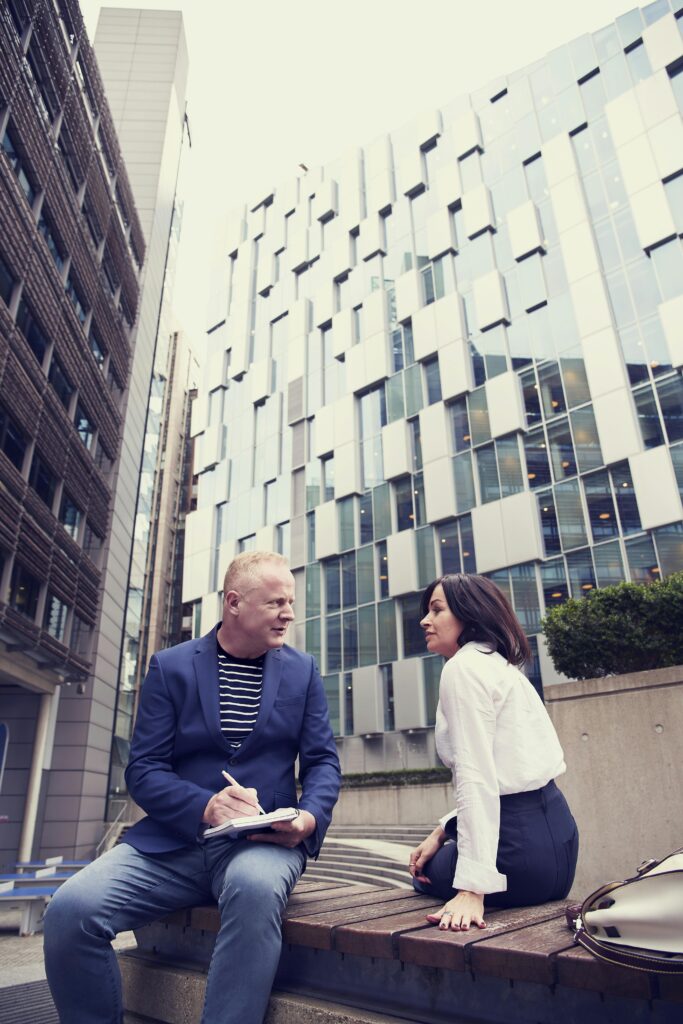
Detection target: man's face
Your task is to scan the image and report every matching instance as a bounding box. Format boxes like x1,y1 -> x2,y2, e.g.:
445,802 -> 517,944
224,563 -> 296,658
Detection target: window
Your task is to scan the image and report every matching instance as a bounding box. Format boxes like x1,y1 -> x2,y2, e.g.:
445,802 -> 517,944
49,356 -> 74,408
65,274 -> 88,326
656,376 -> 683,444
37,206 -> 65,272
0,407 -> 27,471
88,324 -> 106,369
59,492 -> 82,539
424,357 -> 442,405
321,454 -> 335,502
0,253 -> 15,307
9,563 -> 40,620
70,613 -> 93,658
1,124 -> 36,206
633,385 -> 664,449
377,539 -> 389,598
29,452 -> 56,509
401,593 -> 426,658
610,462 -> 641,535
381,665 -> 395,730
44,593 -> 68,642
16,299 -> 49,365
75,404 -> 95,450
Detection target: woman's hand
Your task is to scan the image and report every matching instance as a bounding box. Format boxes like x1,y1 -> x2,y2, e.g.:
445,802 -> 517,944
426,890 -> 486,931
408,827 -> 446,883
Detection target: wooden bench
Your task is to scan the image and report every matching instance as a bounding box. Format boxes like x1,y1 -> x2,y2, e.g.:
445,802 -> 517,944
119,881 -> 683,1023
0,884 -> 59,936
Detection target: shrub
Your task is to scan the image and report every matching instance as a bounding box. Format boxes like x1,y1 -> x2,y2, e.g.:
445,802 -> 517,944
541,572 -> 683,680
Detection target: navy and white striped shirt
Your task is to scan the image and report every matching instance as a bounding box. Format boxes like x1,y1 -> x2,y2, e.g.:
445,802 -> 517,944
217,640 -> 264,750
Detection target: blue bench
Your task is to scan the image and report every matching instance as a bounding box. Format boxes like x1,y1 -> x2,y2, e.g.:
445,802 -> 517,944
0,872 -> 76,886
15,859 -> 90,872
0,884 -> 59,936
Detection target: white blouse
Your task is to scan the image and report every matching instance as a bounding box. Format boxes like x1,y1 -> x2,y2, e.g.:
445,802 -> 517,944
434,642 -> 566,895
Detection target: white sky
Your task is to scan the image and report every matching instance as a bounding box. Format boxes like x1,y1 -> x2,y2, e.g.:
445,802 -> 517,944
79,0 -> 640,344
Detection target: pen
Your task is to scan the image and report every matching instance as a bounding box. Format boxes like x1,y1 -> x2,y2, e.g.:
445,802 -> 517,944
221,770 -> 266,815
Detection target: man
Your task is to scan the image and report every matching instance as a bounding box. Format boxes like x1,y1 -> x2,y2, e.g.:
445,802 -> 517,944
44,552 -> 341,1024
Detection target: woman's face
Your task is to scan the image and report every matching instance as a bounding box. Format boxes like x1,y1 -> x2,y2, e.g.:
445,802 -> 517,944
420,583 -> 464,659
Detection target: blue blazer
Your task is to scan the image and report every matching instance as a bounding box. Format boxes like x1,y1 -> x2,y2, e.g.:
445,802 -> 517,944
123,627 -> 341,858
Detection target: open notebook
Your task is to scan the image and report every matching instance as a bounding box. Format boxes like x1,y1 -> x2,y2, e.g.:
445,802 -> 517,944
203,807 -> 298,839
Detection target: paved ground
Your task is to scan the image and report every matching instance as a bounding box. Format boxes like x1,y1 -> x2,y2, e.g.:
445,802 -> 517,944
0,908 -> 136,1023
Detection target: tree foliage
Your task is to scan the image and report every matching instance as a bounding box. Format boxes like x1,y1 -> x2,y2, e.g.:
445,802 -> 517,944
541,572 -> 683,680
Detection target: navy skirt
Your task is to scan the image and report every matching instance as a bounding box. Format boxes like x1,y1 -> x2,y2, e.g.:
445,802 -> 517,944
413,780 -> 579,908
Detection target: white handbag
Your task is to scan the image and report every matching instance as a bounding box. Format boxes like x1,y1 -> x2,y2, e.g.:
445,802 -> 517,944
569,849 -> 683,975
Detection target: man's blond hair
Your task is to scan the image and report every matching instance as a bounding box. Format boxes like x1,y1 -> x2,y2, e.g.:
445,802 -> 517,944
223,551 -> 290,596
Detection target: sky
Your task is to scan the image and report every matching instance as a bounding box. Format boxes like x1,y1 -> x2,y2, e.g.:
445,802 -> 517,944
79,0 -> 641,345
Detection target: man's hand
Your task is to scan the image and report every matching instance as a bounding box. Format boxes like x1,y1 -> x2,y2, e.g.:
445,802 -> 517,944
202,783 -> 261,826
247,809 -> 316,848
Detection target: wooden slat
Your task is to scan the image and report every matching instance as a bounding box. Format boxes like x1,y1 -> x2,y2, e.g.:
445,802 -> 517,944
283,892 -> 437,952
469,915 -> 577,984
287,884 -> 383,908
332,899 -> 444,958
398,902 -> 569,971
555,943 -> 652,999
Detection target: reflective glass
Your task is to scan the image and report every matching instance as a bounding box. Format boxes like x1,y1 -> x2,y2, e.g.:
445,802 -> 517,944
497,435 -> 524,496
342,551 -> 356,607
610,462 -> 642,535
540,558 -> 569,609
479,325 -> 508,379
386,372 -> 406,423
554,478 -> 588,550
305,564 -> 320,617
522,370 -> 543,425
356,545 -> 375,604
343,611 -> 358,670
373,483 -> 391,540
401,594 -> 425,658
404,364 -> 423,418
358,604 -> 377,666
642,316 -> 672,378
325,560 -> 341,613
359,491 -> 373,543
450,398 -> 471,452
424,358 -> 442,404
416,526 -> 436,587
583,470 -> 619,542
671,444 -> 683,501
560,351 -> 591,408
633,385 -> 665,449
477,443 -> 500,503
339,497 -> 355,550
307,618 -> 321,667
548,419 -> 577,480
453,452 -> 476,512
437,520 -> 460,574
538,362 -> 566,418
524,429 -> 552,488
593,540 -> 626,587
619,324 -> 650,385
460,514 -> 476,573
651,238 -> 683,301
570,406 -> 603,472
377,539 -> 389,598
657,376 -> 683,443
566,548 -> 597,597
468,387 -> 491,444
424,657 -> 442,727
377,600 -> 397,662
510,563 -> 542,633
625,535 -> 660,583
326,614 -> 342,672
395,476 -> 414,531
653,522 -> 683,576
538,491 -> 562,556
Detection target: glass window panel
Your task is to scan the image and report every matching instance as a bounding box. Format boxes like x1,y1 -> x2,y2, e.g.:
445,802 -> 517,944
510,563 -> 541,634
497,435 -> 524,497
404,363 -> 423,418
338,496 -> 355,550
540,558 -> 569,609
356,545 -> 375,605
44,593 -> 68,642
560,350 -> 591,408
381,664 -> 395,730
593,540 -> 626,588
413,472 -> 426,526
305,564 -> 320,617
671,444 -> 683,501
583,470 -> 619,542
395,476 -> 414,531
326,614 -> 342,671
566,547 -> 597,597
606,269 -> 636,328
416,525 -> 436,587
570,406 -> 603,472
656,376 -> 683,444
625,535 -> 660,583
322,673 -> 340,734
437,520 -> 460,574
467,387 -> 491,444
343,611 -> 358,670
325,559 -> 341,613
521,369 -> 543,425
619,324 -> 650,385
479,324 -> 508,379
453,452 -> 476,512
377,540 -> 389,599
538,491 -> 562,556
662,181 -> 683,239
410,418 -> 423,471
506,320 -> 534,371
610,461 -> 642,535
633,385 -> 665,449
547,419 -> 577,480
477,443 -> 500,504
642,316 -> 672,378
372,483 -> 392,540
450,398 -> 471,452
460,514 -> 476,573
524,429 -> 552,488
554,478 -> 588,550
386,372 -> 406,423
341,551 -> 356,607
377,599 -> 397,662
627,256 -> 661,321
653,522 -> 683,576
306,511 -> 316,563
401,594 -> 425,658
424,358 -> 442,404
359,491 -> 373,543
358,604 -> 377,666
424,656 -> 443,727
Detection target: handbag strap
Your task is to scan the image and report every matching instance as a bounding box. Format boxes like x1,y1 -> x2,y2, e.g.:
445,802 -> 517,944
576,931 -> 683,976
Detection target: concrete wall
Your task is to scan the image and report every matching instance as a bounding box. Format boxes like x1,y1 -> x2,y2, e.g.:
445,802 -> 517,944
332,665 -> 683,899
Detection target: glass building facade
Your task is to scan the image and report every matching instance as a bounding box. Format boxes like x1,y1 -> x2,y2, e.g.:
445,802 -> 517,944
187,2 -> 683,768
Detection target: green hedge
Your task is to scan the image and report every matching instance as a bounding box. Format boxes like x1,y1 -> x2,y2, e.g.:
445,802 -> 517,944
341,768 -> 451,789
541,572 -> 683,680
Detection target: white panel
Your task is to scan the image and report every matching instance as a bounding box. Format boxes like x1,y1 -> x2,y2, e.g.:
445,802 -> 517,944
549,176 -> 587,234
363,288 -> 389,338
227,302 -> 250,378
255,525 -> 276,551
182,552 -> 211,604
501,491 -> 544,567
313,404 -> 335,457
604,89 -> 646,149
649,115 -> 683,182
352,666 -> 384,735
286,223 -> 309,272
256,242 -> 274,294
358,214 -> 386,261
542,134 -> 578,186
427,207 -> 457,259
415,108 -> 442,148
184,506 -> 213,558
334,440 -> 362,498
423,456 -> 457,522
225,210 -> 247,256
472,270 -> 510,330
636,69 -> 679,130
451,109 -> 483,158
642,14 -> 682,74
439,339 -> 474,401
387,530 -> 418,597
470,501 -> 506,574
419,402 -> 450,463
288,298 -> 311,340
332,307 -> 354,359
381,419 -> 412,480
329,229 -> 353,280
250,357 -> 271,404
618,134 -> 660,197
333,394 -> 357,447
363,331 -> 391,388
570,274 -> 613,339
393,658 -> 426,730
344,342 -> 365,395
658,294 -> 683,368
314,500 -> 339,560
200,592 -> 222,636
433,161 -> 463,210
629,447 -> 683,530
462,183 -> 495,239
190,393 -> 207,438
434,291 -> 467,349
560,221 -> 601,284
397,146 -> 426,197
411,303 -> 437,361
592,390 -> 643,465
507,200 -> 544,260
485,372 -> 525,437
394,268 -> 422,323
366,165 -> 395,214
313,280 -> 336,328
314,178 -> 338,222
630,182 -> 677,252
580,326 -> 630,399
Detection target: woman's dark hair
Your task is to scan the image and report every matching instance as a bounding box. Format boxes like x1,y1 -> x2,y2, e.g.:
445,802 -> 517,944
420,573 -> 531,667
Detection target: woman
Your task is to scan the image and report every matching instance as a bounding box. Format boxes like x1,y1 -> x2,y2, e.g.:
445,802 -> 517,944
409,573 -> 578,933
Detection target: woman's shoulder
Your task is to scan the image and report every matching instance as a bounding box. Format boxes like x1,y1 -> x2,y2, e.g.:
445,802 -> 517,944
445,643 -> 506,686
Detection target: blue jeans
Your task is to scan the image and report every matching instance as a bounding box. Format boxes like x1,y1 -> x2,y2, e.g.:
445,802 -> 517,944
43,839 -> 306,1024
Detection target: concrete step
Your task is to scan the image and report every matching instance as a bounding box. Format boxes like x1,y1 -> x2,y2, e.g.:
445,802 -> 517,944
303,865 -> 411,889
121,954 -> 430,1023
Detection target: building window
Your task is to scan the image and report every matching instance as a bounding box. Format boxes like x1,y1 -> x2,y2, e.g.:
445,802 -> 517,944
44,593 -> 69,642
88,324 -> 106,369
321,454 -> 335,502
59,492 -> 82,539
29,452 -> 57,509
0,407 -> 27,471
401,593 -> 425,658
65,274 -> 89,326
0,253 -> 16,306
75,404 -> 94,449
9,562 -> 41,620
380,665 -> 395,730
49,356 -> 74,409
323,674 -> 340,735
423,357 -> 442,405
16,299 -> 49,366
1,123 -> 36,206
37,206 -> 65,272
70,613 -> 93,657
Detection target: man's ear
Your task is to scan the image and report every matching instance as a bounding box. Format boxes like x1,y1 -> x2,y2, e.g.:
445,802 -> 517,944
224,590 -> 241,616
